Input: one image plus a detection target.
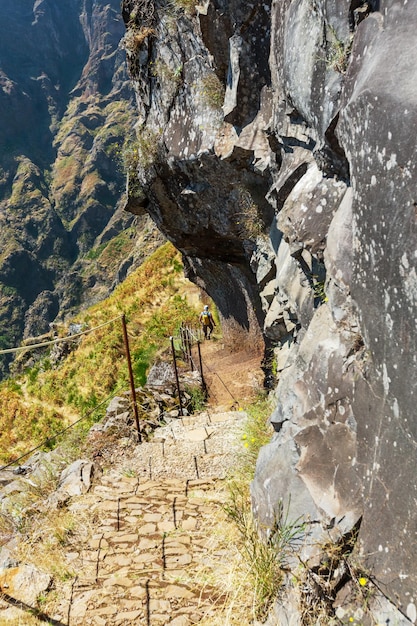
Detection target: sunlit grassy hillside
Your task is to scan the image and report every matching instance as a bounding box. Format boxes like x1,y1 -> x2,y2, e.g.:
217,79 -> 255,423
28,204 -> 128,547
0,243 -> 201,465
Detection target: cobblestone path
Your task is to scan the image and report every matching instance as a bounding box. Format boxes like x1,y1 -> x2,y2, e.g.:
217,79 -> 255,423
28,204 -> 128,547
53,409 -> 246,626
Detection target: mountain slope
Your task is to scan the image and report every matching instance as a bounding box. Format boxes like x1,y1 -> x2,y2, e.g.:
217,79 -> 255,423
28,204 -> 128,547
0,0 -> 159,376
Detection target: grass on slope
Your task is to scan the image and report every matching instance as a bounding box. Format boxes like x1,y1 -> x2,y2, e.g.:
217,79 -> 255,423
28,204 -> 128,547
0,242 -> 200,465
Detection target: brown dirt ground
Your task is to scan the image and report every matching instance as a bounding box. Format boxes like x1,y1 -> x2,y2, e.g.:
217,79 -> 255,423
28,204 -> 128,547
195,336 -> 265,409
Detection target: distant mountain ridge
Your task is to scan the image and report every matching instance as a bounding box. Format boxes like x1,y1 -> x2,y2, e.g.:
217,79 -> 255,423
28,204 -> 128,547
0,0 -> 162,376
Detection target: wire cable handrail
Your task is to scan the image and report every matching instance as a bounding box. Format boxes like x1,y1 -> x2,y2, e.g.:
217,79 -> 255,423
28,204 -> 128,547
0,385 -> 126,472
0,314 -> 124,355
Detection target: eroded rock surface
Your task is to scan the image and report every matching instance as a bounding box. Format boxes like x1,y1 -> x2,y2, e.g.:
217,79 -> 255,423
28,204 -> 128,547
122,0 -> 417,618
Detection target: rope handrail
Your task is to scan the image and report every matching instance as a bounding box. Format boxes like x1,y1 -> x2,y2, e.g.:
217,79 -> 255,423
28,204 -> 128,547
0,315 -> 124,356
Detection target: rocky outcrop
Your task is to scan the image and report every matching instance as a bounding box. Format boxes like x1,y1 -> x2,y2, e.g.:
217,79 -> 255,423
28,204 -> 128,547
122,0 -> 417,620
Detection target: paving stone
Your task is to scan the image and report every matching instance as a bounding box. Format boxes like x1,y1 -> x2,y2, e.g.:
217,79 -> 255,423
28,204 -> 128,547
138,537 -> 160,550
163,584 -> 196,599
165,554 -> 193,568
149,599 -> 171,612
129,586 -> 147,598
107,533 -> 138,544
102,577 -> 134,588
95,501 -> 119,511
93,606 -> 118,616
169,616 -> 191,626
118,599 -> 143,609
114,609 -> 142,622
125,515 -> 142,523
47,408 -> 246,625
164,547 -> 190,559
185,428 -> 214,442
143,513 -> 162,522
102,555 -> 132,568
135,481 -> 159,492
158,521 -> 177,532
133,552 -> 156,564
181,518 -> 198,531
138,522 -> 157,534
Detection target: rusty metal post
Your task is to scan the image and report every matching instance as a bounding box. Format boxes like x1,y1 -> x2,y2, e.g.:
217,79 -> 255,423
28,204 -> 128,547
197,340 -> 207,395
186,326 -> 194,371
180,324 -> 186,362
170,336 -> 184,416
121,314 -> 142,442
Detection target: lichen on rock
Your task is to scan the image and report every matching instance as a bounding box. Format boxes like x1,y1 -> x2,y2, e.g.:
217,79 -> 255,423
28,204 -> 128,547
121,0 -> 417,619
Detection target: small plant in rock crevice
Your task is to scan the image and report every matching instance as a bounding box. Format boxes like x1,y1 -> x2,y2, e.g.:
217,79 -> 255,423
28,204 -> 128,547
326,25 -> 353,74
312,275 -> 328,304
169,0 -> 197,16
199,72 -> 225,109
123,25 -> 156,56
234,187 -> 266,241
221,394 -> 306,620
150,58 -> 183,86
184,384 -> 207,413
224,483 -> 305,621
295,521 -> 377,626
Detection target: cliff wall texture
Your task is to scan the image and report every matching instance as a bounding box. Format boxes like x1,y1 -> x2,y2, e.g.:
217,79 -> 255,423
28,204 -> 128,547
122,0 -> 417,621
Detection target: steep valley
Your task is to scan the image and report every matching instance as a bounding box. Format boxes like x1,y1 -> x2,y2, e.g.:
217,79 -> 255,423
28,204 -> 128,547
0,1 -> 417,625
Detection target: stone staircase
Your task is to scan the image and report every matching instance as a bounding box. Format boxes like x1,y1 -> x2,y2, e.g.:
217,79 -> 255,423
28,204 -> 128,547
52,408 -> 246,626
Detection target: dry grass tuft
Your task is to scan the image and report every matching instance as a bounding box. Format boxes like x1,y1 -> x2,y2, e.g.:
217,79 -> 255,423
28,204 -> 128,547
124,25 -> 156,52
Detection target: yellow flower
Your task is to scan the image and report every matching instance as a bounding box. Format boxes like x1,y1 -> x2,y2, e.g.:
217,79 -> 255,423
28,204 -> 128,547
349,618 -> 354,623
244,442 -> 249,448
242,434 -> 247,440
358,576 -> 368,586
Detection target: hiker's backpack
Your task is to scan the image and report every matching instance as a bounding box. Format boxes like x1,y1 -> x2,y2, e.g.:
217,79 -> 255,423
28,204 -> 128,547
202,311 -> 211,325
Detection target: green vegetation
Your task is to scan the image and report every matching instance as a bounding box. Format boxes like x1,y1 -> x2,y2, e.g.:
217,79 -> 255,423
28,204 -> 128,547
199,72 -> 225,109
85,228 -> 136,268
235,188 -> 265,240
124,25 -> 156,53
170,0 -> 197,15
150,58 -> 183,86
312,276 -> 328,303
222,394 -> 305,620
0,243 -> 200,465
326,26 -> 353,74
184,384 -> 207,412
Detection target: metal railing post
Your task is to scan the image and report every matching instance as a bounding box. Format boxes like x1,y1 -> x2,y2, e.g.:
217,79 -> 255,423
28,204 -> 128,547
170,336 -> 184,416
197,340 -> 207,395
121,314 -> 142,442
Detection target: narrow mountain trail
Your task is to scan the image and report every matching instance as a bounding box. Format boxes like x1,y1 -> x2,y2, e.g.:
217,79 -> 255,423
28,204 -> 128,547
42,342 -> 265,626
48,410 -> 246,626
196,336 -> 264,410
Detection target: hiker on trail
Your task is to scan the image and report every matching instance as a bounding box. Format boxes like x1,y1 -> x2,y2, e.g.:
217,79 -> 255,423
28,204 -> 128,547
199,305 -> 216,340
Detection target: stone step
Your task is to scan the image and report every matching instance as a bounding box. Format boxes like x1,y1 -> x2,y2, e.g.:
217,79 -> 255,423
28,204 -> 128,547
49,409 -> 246,625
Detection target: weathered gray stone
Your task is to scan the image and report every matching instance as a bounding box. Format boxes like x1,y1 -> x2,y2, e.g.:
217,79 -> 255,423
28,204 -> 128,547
48,459 -> 94,505
0,563 -> 50,606
121,0 -> 417,616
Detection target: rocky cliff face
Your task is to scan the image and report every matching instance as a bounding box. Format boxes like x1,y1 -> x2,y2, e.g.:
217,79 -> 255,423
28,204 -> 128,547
0,0 -> 163,375
122,0 -> 417,621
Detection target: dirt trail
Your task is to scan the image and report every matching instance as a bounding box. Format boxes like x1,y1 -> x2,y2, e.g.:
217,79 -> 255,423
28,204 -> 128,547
195,337 -> 264,409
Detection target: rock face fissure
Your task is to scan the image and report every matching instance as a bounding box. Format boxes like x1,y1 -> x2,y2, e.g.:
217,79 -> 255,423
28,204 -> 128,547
122,0 -> 417,617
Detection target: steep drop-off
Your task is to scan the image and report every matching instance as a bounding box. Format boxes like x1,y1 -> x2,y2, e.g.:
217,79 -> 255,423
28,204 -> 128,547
122,0 -> 417,621
0,0 -> 164,376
